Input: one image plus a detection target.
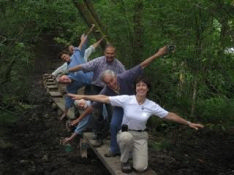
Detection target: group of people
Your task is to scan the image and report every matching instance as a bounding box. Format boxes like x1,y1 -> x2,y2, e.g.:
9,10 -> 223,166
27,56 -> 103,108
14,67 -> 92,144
51,24 -> 204,173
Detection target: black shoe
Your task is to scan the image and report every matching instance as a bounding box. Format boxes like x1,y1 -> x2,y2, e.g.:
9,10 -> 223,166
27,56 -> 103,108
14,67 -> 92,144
121,161 -> 132,173
104,150 -> 120,157
92,139 -> 103,147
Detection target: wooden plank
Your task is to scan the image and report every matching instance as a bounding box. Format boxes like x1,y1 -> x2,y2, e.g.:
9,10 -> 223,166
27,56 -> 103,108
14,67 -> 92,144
58,84 -> 66,94
53,98 -> 75,119
77,86 -> 85,94
47,85 -> 58,90
46,78 -> 55,82
53,98 -> 65,110
43,74 -> 52,79
49,91 -> 62,97
80,138 -> 88,158
47,85 -> 58,88
46,81 -> 56,85
83,132 -> 157,175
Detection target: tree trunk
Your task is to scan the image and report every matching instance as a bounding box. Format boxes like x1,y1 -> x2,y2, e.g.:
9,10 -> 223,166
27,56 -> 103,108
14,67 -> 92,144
72,0 -> 108,50
190,78 -> 197,118
84,0 -> 107,34
190,8 -> 203,118
132,0 -> 144,65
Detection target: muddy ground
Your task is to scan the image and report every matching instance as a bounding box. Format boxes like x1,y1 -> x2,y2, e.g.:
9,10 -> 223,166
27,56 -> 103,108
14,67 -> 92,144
1,76 -> 234,175
1,35 -> 234,175
0,77 -> 110,175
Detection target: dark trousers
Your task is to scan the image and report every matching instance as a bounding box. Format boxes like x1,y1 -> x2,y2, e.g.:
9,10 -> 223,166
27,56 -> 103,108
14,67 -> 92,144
85,85 -> 112,140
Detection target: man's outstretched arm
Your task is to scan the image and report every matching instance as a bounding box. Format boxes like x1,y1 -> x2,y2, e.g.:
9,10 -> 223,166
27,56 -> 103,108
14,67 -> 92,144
140,46 -> 169,69
71,106 -> 94,126
78,34 -> 88,51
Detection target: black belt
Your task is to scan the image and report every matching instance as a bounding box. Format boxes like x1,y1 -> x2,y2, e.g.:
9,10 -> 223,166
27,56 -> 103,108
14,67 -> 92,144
128,129 -> 147,132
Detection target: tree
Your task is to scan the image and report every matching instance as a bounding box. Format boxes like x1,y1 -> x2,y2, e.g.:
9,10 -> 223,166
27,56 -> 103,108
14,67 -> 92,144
72,0 -> 109,50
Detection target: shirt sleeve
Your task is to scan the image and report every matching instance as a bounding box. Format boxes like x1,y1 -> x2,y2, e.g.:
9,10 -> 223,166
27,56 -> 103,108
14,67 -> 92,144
116,59 -> 125,73
151,102 -> 169,118
109,95 -> 129,107
86,100 -> 91,107
81,57 -> 99,72
84,45 -> 95,62
73,49 -> 82,63
52,63 -> 68,76
68,49 -> 83,68
120,65 -> 143,82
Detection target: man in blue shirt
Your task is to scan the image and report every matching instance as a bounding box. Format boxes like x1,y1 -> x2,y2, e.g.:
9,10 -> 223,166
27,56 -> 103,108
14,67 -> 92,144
57,34 -> 93,120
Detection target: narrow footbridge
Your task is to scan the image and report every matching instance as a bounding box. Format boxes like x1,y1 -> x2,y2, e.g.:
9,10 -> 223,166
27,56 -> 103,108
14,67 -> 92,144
43,74 -> 157,175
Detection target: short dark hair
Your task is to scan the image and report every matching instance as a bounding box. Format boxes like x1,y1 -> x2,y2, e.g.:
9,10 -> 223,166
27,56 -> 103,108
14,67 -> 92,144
58,50 -> 69,59
134,75 -> 152,93
105,44 -> 115,51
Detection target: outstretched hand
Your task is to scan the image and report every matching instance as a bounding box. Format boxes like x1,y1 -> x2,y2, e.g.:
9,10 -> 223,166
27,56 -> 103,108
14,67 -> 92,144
155,45 -> 176,57
86,24 -> 95,36
90,24 -> 95,30
188,122 -> 204,130
61,137 -> 71,145
80,34 -> 88,42
71,118 -> 79,126
67,93 -> 84,100
156,46 -> 169,57
101,35 -> 107,40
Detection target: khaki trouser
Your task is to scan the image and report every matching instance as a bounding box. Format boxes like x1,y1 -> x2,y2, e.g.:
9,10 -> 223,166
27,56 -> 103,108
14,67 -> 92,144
117,130 -> 148,172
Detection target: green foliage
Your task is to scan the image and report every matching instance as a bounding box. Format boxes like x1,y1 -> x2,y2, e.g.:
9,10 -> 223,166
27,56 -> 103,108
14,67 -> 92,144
0,40 -> 32,105
0,0 -> 233,128
196,97 -> 234,126
0,0 -> 85,115
92,0 -> 233,128
0,111 -> 19,124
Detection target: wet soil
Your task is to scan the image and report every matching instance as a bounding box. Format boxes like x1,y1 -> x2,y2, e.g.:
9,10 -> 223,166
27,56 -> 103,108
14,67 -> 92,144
149,127 -> 234,175
0,78 -> 110,175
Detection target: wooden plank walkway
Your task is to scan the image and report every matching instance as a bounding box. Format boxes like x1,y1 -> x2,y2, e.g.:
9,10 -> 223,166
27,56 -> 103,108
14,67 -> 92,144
83,132 -> 157,175
42,74 -> 157,175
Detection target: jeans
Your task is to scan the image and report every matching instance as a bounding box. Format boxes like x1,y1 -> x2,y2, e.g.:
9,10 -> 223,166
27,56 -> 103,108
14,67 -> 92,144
74,114 -> 92,135
110,107 -> 123,154
86,85 -> 109,140
65,80 -> 86,109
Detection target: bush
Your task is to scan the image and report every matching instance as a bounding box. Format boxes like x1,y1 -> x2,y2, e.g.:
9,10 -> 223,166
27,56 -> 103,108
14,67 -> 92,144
196,97 -> 234,129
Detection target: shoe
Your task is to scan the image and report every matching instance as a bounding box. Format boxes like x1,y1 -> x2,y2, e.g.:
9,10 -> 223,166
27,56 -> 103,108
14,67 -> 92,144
65,120 -> 72,132
121,161 -> 132,173
92,133 -> 97,140
104,150 -> 120,157
92,139 -> 103,147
